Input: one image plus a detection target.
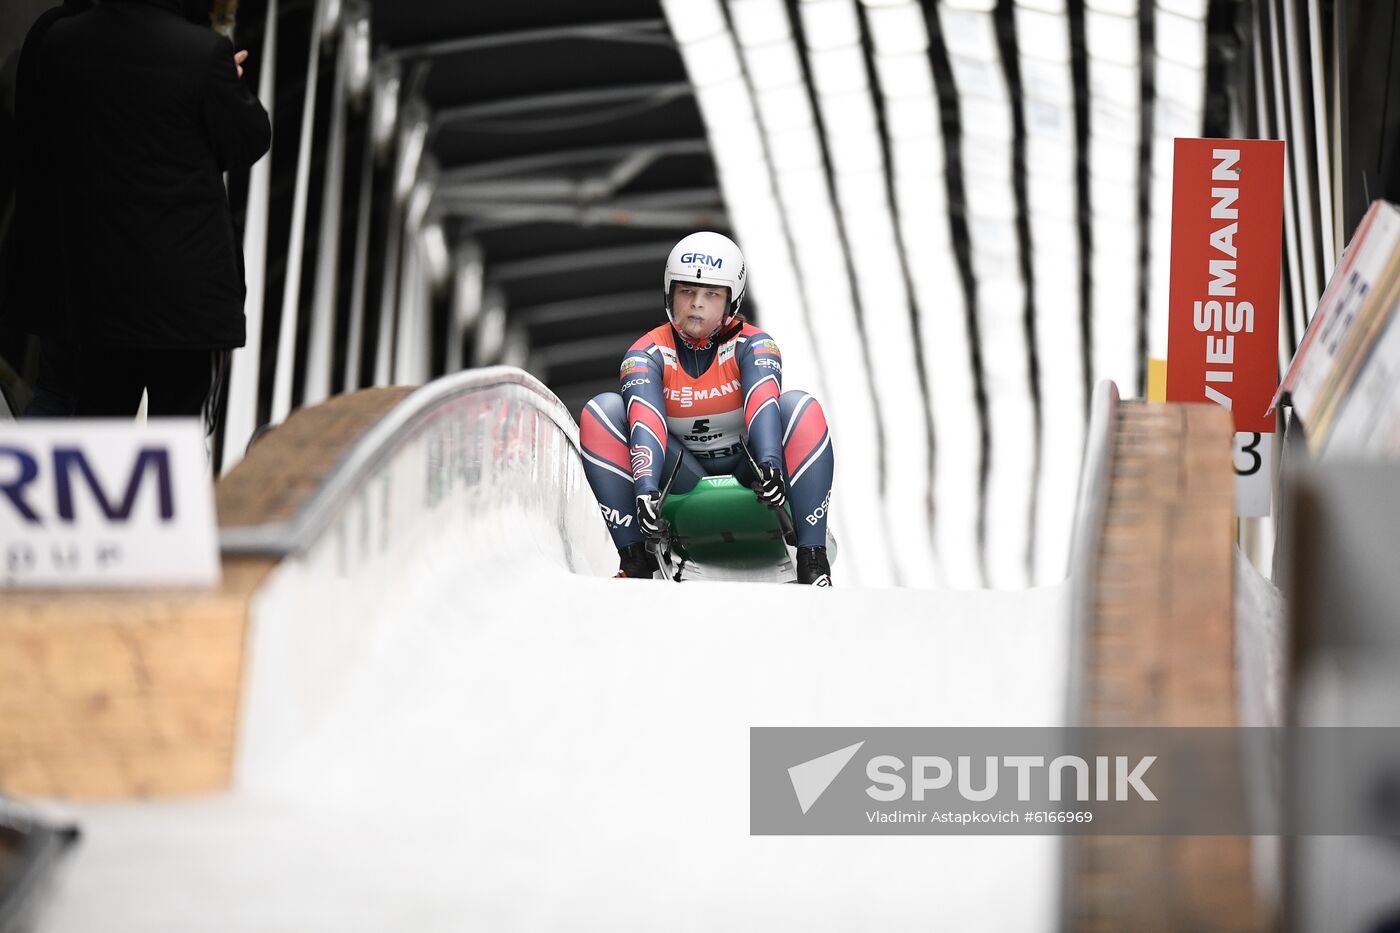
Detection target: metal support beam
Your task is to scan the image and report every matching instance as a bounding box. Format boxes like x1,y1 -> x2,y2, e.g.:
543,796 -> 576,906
386,19 -> 672,63
1279,0 -> 1323,312
303,19 -> 351,407
445,241 -> 483,374
439,179 -> 719,208
373,194 -> 405,385
270,0 -> 328,424
393,231 -> 429,384
437,139 -> 708,182
436,145 -> 675,202
489,242 -> 676,282
454,204 -> 723,230
220,0 -> 278,474
432,82 -> 691,129
516,291 -> 658,327
530,332 -> 655,368
433,191 -> 725,231
1306,0 -> 1336,271
373,88 -> 429,386
342,81 -> 377,392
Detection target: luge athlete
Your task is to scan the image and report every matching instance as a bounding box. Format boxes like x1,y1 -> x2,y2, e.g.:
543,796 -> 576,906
579,232 -> 835,585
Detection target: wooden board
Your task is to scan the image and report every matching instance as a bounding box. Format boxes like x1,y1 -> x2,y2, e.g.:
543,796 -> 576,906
0,557 -> 275,799
0,388 -> 415,800
216,386 -> 414,529
1068,401 -> 1270,932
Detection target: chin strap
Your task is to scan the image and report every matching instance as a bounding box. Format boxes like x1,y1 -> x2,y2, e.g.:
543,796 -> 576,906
673,314 -> 740,351
676,331 -> 714,351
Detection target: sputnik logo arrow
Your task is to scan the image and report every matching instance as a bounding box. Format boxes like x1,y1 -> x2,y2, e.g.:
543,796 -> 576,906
787,741 -> 865,815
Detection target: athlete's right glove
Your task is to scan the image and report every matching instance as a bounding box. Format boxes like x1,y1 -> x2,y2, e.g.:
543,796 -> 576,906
635,491 -> 664,540
752,462 -> 787,509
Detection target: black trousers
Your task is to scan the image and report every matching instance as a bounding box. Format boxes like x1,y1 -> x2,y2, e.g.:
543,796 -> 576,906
25,333 -> 81,417
75,346 -> 230,431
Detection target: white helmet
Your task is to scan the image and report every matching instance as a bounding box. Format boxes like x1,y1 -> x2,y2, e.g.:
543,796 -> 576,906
663,231 -> 747,334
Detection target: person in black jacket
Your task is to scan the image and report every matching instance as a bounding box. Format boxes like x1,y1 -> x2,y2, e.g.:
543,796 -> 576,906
0,0 -> 94,417
38,0 -> 270,424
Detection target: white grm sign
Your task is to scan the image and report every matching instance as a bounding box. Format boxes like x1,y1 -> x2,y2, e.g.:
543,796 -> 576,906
0,419 -> 220,587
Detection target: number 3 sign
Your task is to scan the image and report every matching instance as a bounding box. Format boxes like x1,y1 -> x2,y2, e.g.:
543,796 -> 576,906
1233,431 -> 1272,517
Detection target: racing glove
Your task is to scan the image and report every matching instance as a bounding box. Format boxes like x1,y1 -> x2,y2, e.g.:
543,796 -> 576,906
635,491 -> 665,540
752,462 -> 787,509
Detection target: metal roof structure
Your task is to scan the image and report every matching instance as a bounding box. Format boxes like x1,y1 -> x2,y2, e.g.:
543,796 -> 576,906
2,0 -> 1261,588
371,3 -> 731,409
208,0 -> 1243,588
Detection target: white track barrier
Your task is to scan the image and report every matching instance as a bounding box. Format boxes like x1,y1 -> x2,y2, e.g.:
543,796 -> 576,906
40,369 -> 1070,932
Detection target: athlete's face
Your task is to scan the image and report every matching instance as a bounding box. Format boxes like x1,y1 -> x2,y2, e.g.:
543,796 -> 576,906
671,283 -> 729,342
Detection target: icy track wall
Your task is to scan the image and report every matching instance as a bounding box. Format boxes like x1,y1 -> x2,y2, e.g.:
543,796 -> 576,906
228,368 -> 617,786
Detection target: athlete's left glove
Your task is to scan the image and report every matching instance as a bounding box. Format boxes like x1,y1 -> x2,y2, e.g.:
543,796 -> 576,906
635,491 -> 665,540
752,462 -> 787,509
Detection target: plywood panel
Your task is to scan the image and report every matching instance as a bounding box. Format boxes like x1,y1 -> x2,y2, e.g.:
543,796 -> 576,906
0,557 -> 274,799
1070,401 -> 1270,932
217,386 -> 414,529
0,388 -> 416,800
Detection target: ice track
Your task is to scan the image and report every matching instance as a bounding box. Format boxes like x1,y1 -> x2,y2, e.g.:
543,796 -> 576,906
39,370 -> 1070,932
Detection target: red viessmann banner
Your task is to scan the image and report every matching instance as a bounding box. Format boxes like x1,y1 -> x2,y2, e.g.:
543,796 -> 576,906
1165,138 -> 1285,433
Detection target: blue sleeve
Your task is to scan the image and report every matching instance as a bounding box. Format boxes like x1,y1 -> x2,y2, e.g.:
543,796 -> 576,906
619,342 -> 668,496
739,331 -> 783,471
